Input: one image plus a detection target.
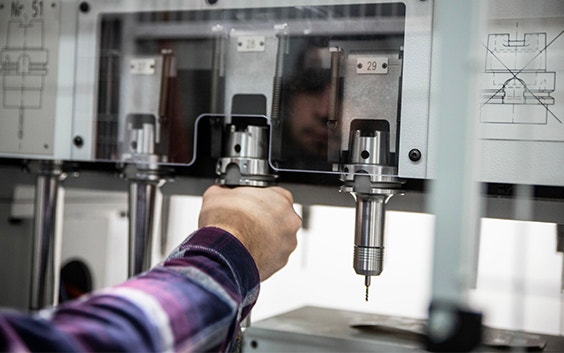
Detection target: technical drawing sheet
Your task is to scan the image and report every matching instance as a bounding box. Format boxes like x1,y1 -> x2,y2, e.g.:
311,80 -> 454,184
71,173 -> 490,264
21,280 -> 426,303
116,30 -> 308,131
480,9 -> 564,142
0,0 -> 60,155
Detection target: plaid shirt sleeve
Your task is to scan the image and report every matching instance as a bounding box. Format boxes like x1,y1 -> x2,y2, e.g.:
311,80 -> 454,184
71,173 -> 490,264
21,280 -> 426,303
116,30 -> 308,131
0,227 -> 261,352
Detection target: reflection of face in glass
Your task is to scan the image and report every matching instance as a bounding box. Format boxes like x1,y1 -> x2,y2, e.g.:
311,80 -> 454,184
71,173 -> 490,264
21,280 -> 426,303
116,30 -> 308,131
287,84 -> 331,158
279,43 -> 340,171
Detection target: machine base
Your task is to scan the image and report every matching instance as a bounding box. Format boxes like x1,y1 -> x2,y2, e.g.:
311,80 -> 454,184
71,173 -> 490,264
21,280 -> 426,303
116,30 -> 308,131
242,306 -> 564,352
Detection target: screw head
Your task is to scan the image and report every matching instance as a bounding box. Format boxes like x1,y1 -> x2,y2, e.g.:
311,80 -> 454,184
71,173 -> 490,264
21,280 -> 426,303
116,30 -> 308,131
79,1 -> 90,13
408,148 -> 422,162
73,136 -> 84,148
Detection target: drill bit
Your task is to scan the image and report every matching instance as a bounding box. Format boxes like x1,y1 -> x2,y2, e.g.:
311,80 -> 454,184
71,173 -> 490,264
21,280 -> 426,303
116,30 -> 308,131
364,276 -> 371,301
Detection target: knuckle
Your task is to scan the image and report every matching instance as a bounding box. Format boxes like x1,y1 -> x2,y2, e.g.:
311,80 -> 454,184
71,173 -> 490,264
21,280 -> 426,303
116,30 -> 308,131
271,186 -> 294,203
292,214 -> 302,230
203,185 -> 219,197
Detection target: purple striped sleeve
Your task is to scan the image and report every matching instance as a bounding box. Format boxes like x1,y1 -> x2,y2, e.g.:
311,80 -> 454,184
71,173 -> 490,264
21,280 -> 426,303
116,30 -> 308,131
0,227 -> 260,352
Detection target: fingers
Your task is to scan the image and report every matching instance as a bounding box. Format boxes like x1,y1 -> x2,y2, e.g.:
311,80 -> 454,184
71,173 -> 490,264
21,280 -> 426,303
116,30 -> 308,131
199,184 -> 301,281
203,185 -> 297,217
250,186 -> 302,232
268,186 -> 295,204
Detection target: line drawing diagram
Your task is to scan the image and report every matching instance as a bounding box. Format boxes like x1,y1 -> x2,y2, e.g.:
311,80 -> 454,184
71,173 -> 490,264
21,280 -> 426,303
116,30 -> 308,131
1,18 -> 48,139
481,26 -> 563,125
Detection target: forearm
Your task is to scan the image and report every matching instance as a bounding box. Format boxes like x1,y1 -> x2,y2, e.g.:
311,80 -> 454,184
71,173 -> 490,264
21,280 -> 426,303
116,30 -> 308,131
0,227 -> 260,352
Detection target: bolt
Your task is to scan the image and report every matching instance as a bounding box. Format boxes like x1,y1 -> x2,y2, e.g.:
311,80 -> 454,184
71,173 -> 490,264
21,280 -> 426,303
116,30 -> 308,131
79,1 -> 90,13
73,136 -> 84,148
408,149 -> 422,162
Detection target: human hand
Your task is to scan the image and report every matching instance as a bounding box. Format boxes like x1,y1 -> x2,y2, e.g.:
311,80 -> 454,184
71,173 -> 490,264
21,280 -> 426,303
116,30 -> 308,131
198,185 -> 301,281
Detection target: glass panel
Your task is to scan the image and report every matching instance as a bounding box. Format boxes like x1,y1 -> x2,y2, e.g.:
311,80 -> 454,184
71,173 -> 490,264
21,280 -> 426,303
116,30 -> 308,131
95,4 -> 406,177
